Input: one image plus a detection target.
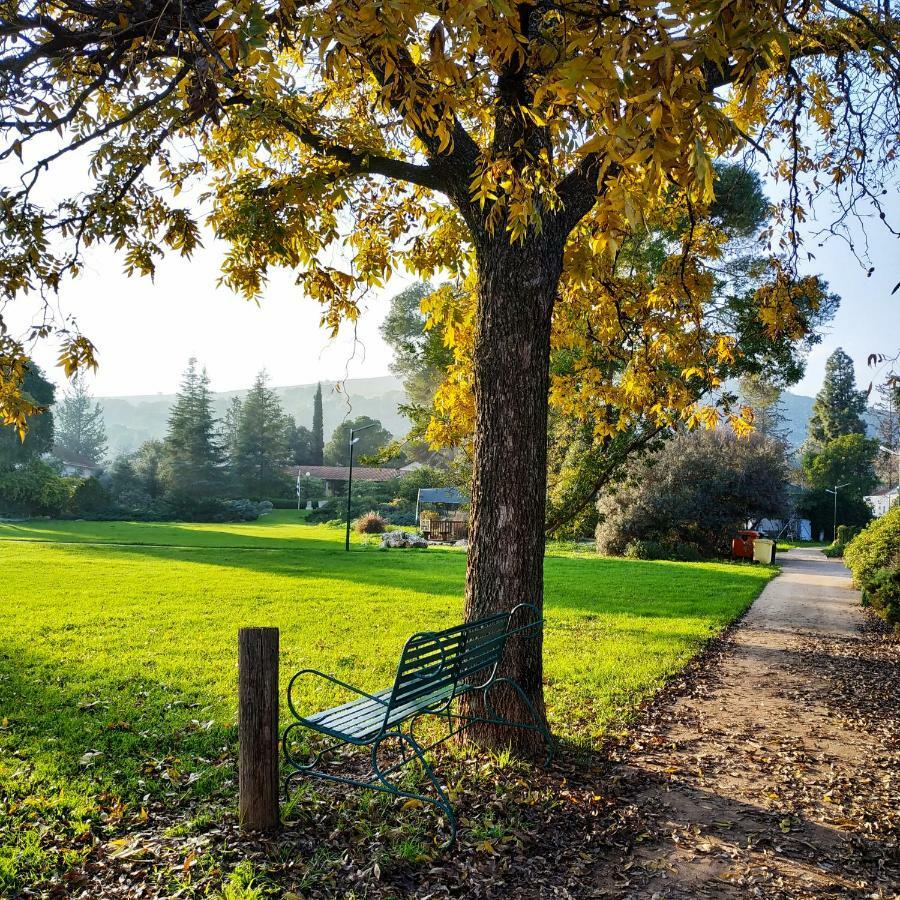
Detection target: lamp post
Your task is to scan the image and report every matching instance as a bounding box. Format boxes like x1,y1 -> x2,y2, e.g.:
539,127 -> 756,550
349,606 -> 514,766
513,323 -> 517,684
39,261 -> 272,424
345,422 -> 375,551
825,482 -> 850,543
880,445 -> 900,509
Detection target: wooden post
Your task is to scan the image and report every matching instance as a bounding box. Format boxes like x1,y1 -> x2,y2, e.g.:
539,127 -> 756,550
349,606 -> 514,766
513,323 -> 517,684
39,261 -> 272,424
238,627 -> 280,832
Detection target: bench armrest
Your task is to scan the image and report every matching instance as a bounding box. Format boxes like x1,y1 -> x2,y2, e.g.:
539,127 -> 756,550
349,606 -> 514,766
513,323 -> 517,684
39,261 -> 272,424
287,669 -> 388,722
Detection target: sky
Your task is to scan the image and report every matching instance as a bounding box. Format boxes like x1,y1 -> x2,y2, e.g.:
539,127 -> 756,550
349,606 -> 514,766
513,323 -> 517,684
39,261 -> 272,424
5,170 -> 898,401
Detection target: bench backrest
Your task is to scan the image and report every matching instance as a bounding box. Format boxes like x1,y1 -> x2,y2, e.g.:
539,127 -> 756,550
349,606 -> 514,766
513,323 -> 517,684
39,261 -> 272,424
383,604 -> 539,723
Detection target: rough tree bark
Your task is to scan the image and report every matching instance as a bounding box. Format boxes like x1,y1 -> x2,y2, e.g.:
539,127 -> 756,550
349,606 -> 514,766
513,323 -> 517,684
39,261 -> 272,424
461,227 -> 565,754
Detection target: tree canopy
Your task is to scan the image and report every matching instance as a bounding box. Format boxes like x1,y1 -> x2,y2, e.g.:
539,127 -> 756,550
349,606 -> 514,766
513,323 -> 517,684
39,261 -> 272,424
0,0 -> 895,432
325,416 -> 393,465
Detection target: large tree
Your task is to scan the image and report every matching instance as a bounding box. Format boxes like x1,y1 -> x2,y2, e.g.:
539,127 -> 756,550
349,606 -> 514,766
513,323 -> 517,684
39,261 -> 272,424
233,369 -> 291,495
162,359 -> 223,497
799,434 -> 878,536
54,378 -> 107,463
806,348 -> 869,450
1,0 -> 898,751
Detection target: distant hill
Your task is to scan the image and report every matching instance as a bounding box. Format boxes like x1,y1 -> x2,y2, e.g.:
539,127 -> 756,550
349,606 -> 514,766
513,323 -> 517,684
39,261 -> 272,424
82,377 -> 879,458
751,389 -> 877,453
93,375 -> 410,457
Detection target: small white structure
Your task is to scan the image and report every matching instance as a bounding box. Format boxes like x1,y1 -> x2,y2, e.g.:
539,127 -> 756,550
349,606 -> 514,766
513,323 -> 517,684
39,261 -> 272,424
865,486 -> 899,518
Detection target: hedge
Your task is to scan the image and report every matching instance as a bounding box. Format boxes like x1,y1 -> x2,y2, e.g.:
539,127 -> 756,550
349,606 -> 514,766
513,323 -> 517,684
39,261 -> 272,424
844,506 -> 900,627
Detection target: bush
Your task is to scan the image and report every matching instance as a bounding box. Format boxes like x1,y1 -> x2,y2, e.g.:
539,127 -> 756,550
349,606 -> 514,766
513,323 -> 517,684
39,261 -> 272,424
844,506 -> 900,590
836,524 -> 861,545
864,566 -> 900,626
823,542 -> 845,558
0,460 -> 72,517
70,477 -> 112,515
844,507 -> 900,627
163,493 -> 261,523
268,498 -> 299,509
355,511 -> 387,534
623,539 -> 666,560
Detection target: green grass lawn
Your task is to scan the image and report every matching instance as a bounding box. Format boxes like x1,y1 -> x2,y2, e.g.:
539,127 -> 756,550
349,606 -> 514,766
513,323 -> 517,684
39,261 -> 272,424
0,511 -> 774,893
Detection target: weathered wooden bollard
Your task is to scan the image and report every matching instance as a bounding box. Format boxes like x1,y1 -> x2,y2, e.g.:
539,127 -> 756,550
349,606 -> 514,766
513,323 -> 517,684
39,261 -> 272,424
238,627 -> 280,832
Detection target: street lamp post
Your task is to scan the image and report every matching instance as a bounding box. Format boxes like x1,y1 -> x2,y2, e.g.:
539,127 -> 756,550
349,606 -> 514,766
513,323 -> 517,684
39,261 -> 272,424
345,422 -> 376,551
824,482 -> 851,543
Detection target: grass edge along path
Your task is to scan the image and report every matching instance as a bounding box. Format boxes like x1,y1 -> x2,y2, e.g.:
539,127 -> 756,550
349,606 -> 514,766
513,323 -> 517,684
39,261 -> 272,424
0,514 -> 775,894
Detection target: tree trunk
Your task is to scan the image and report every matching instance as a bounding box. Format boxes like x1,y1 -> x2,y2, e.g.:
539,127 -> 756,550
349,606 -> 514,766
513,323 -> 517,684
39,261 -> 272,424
461,231 -> 564,755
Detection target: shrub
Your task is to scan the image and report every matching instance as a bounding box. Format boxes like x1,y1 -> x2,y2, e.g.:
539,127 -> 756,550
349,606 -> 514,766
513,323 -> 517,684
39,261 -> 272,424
836,524 -> 860,545
844,506 -> 900,590
864,566 -> 900,626
623,539 -> 666,560
0,460 -> 72,517
355,511 -> 387,534
844,507 -> 900,627
70,477 -> 112,515
268,498 -> 299,509
822,542 -> 844,558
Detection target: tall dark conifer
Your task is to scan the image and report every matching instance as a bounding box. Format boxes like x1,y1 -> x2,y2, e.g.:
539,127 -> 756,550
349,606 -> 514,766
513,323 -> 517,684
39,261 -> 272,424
311,383 -> 324,466
806,348 -> 868,450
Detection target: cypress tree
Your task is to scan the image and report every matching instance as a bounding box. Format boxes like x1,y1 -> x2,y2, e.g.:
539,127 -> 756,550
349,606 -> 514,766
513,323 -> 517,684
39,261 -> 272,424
163,359 -> 222,497
311,382 -> 324,465
806,348 -> 868,450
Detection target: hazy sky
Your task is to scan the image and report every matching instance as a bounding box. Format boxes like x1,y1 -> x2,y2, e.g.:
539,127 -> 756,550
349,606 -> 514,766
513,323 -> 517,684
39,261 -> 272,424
7,174 -> 899,401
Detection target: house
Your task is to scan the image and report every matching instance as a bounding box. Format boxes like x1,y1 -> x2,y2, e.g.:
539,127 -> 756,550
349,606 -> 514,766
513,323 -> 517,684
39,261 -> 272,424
49,446 -> 103,478
290,464 -> 405,496
865,486 -> 899,518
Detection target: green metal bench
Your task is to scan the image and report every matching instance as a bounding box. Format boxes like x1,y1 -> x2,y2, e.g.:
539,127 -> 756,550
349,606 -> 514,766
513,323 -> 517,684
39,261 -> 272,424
282,603 -> 553,848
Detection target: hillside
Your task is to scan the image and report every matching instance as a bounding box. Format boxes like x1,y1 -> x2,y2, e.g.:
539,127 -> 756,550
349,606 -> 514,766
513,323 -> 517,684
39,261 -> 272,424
88,377 -> 877,458
95,376 -> 409,456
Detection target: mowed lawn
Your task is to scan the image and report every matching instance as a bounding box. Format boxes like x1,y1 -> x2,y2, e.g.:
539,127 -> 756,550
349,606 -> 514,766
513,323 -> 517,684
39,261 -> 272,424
0,512 -> 774,891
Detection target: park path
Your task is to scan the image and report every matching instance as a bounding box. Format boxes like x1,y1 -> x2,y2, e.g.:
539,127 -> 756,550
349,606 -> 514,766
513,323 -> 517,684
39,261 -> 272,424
587,548 -> 900,898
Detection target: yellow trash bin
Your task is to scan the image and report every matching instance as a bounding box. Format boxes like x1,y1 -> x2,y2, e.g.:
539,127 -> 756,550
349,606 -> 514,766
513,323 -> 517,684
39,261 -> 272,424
752,538 -> 776,564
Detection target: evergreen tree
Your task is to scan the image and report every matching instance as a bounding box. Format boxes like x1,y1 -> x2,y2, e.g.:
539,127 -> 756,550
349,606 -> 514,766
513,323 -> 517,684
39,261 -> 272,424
739,375 -> 791,445
311,383 -> 324,465
162,359 -> 222,498
806,348 -> 868,450
54,377 -> 106,463
233,370 -> 291,496
0,363 -> 55,469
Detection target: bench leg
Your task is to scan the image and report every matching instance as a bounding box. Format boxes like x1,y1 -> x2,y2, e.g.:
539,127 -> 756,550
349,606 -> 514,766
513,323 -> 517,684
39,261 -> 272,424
372,731 -> 458,850
482,678 -> 555,767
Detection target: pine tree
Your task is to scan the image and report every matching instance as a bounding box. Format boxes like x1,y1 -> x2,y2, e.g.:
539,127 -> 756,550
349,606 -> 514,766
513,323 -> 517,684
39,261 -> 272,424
162,359 -> 222,498
233,370 -> 291,496
806,348 -> 868,450
739,375 -> 791,446
54,377 -> 106,463
311,383 -> 324,466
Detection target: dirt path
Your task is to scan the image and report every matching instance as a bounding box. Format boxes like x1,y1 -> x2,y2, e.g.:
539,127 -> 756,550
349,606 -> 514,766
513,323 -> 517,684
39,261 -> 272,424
588,548 -> 900,898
